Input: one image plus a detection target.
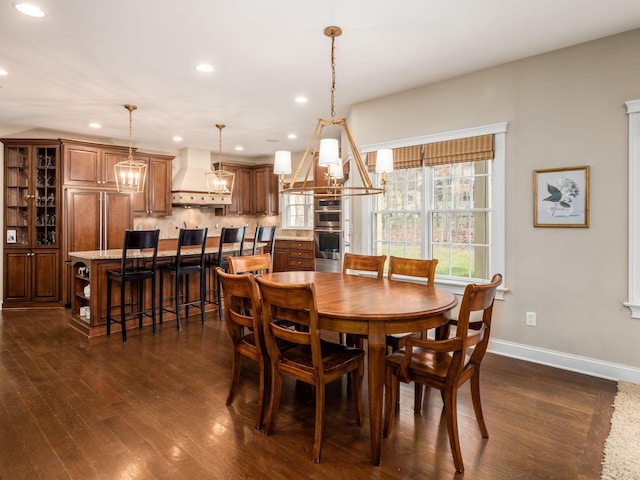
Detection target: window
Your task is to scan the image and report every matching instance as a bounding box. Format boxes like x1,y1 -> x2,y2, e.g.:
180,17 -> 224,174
364,123 -> 506,292
281,193 -> 313,229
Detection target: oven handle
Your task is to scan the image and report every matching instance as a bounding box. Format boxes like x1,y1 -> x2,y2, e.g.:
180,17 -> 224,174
314,228 -> 343,233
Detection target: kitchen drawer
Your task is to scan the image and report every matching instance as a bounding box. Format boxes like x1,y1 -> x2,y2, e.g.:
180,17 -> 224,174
287,257 -> 315,270
288,249 -> 314,260
289,240 -> 314,251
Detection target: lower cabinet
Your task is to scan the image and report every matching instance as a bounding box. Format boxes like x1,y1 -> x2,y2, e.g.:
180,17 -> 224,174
274,240 -> 315,272
3,249 -> 60,305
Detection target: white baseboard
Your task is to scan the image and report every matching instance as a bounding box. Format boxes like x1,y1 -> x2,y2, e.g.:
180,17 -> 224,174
488,339 -> 640,384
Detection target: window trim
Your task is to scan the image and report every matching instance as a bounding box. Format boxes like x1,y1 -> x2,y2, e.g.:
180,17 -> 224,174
359,122 -> 507,298
624,99 -> 640,318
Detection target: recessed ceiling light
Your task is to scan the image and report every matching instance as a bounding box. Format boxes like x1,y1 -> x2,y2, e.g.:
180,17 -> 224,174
234,146 -> 243,151
88,122 -> 101,129
0,69 -> 7,76
195,63 -> 214,73
287,133 -> 297,140
14,3 -> 46,17
173,136 -> 183,142
295,96 -> 308,103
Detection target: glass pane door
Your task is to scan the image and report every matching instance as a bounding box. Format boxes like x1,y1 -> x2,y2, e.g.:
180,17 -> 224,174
5,146 -> 30,246
35,146 -> 58,246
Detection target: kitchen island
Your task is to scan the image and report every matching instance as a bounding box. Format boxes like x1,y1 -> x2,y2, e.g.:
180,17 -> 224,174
68,239 -> 261,337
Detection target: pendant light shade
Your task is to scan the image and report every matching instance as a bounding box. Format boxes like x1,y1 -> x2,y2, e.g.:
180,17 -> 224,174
114,104 -> 147,194
205,124 -> 235,196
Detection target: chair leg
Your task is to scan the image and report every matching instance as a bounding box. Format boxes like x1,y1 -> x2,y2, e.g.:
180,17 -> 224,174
414,383 -> 424,413
159,269 -> 165,325
443,387 -> 464,473
470,370 -> 488,438
226,349 -> 242,407
217,273 -> 223,321
350,361 -> 364,426
255,357 -> 268,430
120,279 -> 127,343
138,280 -> 144,328
106,277 -> 112,337
175,272 -> 182,331
312,382 -> 325,463
199,271 -> 206,325
383,365 -> 397,437
151,274 -> 157,335
185,273 -> 190,319
264,366 -> 282,435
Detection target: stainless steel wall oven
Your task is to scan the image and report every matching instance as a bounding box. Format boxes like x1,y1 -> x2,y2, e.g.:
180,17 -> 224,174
314,229 -> 342,259
314,197 -> 342,262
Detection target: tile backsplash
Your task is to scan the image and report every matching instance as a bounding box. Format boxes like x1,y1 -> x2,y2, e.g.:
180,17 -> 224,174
134,209 -> 280,239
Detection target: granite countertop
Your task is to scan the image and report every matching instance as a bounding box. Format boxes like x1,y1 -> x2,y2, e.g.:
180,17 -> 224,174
69,242 -> 261,261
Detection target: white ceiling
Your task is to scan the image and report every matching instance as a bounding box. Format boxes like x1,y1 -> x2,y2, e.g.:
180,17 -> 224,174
1,0 -> 640,159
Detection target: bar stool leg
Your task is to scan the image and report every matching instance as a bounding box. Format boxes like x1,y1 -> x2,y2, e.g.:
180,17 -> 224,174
159,269 -> 165,325
106,277 -> 112,337
175,271 -> 183,332
151,274 -> 157,335
120,278 -> 127,343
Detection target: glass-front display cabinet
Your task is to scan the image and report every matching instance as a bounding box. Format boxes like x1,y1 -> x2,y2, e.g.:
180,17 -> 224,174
3,140 -> 61,306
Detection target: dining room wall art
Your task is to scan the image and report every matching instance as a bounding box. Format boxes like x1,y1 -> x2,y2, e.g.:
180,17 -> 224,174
533,165 -> 590,227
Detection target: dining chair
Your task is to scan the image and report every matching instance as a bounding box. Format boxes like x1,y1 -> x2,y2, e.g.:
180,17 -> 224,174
342,253 -> 386,346
205,226 -> 246,320
385,255 -> 439,352
106,229 -> 160,343
252,225 -> 277,260
216,267 -> 269,430
228,253 -> 272,275
383,273 -> 503,473
159,228 -> 208,331
255,276 -> 365,463
342,252 -> 386,278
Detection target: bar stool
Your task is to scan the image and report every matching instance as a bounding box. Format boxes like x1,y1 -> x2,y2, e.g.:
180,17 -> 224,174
206,226 -> 246,320
159,228 -> 208,331
106,229 -> 160,343
253,225 -> 277,259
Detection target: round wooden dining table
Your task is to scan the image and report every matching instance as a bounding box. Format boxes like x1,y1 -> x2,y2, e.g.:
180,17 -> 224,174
257,270 -> 458,465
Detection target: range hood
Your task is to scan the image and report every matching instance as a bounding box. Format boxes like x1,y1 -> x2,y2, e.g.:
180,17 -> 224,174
171,147 -> 232,207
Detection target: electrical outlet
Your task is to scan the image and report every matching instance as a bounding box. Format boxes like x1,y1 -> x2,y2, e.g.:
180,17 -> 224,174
525,311 -> 537,327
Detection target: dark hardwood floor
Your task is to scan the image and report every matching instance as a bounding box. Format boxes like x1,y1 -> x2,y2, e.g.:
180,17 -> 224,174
0,308 -> 615,479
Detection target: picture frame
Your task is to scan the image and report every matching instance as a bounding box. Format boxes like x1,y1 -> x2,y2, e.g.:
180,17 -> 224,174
534,166 -> 589,227
6,229 -> 16,244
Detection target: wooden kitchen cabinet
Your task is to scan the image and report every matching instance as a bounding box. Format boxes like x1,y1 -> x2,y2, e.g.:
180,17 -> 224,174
2,140 -> 62,308
252,164 -> 279,215
223,163 -> 278,215
132,153 -> 174,216
223,164 -> 252,215
63,141 -> 127,188
4,249 -> 60,304
274,240 -> 290,272
63,188 -> 133,306
273,239 -> 315,272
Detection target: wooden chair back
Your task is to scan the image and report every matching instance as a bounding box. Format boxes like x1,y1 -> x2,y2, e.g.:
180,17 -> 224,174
388,256 -> 438,285
342,253 -> 386,279
255,278 -> 321,366
228,253 -> 272,275
216,267 -> 268,429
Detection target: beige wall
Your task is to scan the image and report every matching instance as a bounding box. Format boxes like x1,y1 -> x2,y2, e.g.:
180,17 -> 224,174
349,28 -> 640,368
